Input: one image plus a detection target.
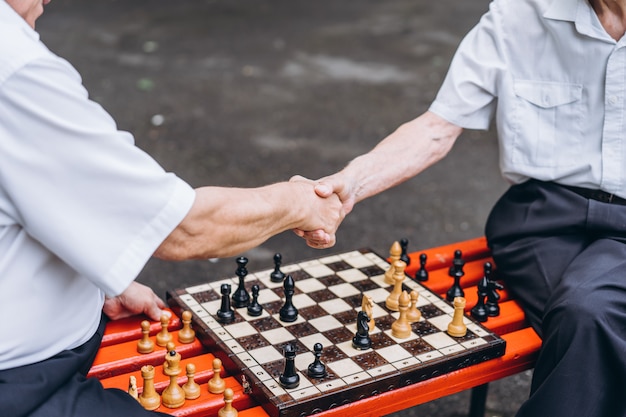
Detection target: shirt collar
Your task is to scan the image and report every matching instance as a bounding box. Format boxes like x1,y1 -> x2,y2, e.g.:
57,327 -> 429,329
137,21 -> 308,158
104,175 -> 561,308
0,1 -> 40,41
544,0 -> 613,42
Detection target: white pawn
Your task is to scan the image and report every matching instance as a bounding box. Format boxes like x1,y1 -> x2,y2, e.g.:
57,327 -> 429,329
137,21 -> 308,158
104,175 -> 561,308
406,290 -> 422,323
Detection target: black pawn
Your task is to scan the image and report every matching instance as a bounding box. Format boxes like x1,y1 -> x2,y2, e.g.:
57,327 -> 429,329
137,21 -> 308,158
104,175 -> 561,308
446,249 -> 465,302
415,253 -> 428,282
247,284 -> 263,317
307,343 -> 327,379
217,283 -> 235,324
352,311 -> 372,350
279,275 -> 298,322
279,343 -> 300,389
471,276 -> 489,322
270,253 -> 285,283
400,238 -> 411,266
232,256 -> 250,308
484,262 -> 503,317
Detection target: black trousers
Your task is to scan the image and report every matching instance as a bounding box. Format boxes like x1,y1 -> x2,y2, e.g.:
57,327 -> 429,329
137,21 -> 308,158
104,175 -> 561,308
486,180 -> 626,417
0,314 -> 169,417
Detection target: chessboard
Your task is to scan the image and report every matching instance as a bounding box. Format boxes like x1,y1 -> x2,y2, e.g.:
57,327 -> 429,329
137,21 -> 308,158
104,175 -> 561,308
166,248 -> 506,417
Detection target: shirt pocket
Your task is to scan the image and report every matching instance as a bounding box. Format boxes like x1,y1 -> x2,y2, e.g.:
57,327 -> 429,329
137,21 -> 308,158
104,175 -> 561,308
511,80 -> 583,168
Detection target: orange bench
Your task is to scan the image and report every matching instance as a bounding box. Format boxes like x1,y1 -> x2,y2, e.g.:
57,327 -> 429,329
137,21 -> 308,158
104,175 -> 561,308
89,236 -> 540,417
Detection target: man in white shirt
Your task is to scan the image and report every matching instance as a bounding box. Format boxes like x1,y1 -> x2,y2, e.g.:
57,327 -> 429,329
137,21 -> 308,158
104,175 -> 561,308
0,1 -> 343,416
299,0 -> 626,415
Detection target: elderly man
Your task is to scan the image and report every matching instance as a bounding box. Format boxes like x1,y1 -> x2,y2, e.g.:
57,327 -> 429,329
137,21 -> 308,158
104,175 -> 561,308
0,1 -> 343,416
300,0 -> 626,415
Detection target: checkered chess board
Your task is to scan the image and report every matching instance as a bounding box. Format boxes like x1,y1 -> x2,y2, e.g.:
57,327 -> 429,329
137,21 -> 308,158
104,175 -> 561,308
167,249 -> 506,417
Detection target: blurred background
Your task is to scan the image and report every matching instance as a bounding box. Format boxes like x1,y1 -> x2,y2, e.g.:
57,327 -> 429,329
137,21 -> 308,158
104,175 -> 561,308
37,1 -> 528,415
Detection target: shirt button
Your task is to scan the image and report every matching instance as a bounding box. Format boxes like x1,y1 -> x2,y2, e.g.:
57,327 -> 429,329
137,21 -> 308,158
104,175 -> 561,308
609,95 -> 619,105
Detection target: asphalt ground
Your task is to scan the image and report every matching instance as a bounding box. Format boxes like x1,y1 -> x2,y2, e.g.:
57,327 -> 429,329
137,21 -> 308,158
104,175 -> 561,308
36,1 -> 530,415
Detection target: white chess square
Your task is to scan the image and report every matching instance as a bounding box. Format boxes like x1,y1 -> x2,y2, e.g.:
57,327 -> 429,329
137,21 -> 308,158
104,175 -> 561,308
328,283 -> 360,298
295,278 -> 327,293
299,333 -> 332,351
308,315 -> 343,332
337,268 -> 368,282
261,327 -> 296,344
327,358 -> 363,378
319,298 -> 352,315
223,321 -> 258,338
248,345 -> 284,364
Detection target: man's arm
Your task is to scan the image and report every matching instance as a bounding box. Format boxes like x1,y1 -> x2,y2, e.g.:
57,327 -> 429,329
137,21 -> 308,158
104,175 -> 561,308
295,111 -> 462,244
155,181 -> 344,260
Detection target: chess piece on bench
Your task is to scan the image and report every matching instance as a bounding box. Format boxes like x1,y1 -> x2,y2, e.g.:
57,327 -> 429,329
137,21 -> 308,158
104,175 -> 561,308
137,320 -> 154,354
208,357 -> 226,394
415,253 -> 429,282
138,365 -> 160,410
447,297 -> 468,337
218,387 -> 238,417
128,375 -> 139,401
161,349 -> 186,408
183,363 -> 201,400
156,313 -> 173,347
178,310 -> 196,344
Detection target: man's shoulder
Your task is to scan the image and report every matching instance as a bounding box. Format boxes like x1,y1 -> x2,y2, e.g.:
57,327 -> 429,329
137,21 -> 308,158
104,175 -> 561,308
0,11 -> 52,85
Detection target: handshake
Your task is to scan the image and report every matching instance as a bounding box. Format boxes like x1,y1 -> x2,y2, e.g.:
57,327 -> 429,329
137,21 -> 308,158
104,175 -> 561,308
288,172 -> 356,250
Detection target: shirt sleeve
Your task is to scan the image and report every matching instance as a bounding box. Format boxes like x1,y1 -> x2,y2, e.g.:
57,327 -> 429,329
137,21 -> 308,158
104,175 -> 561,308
0,55 -> 196,296
428,0 -> 505,130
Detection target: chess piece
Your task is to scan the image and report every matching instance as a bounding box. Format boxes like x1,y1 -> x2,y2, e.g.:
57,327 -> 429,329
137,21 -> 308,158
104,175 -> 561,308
352,310 -> 372,350
208,357 -> 226,394
446,250 -> 465,302
471,275 -> 489,322
447,297 -> 468,337
178,310 -> 196,344
484,262 -> 504,317
156,313 -> 172,347
247,284 -> 263,317
270,253 -> 285,283
241,374 -> 252,394
137,320 -> 154,353
415,253 -> 429,282
163,341 -> 179,375
391,291 -> 412,339
406,290 -> 422,323
218,387 -> 238,417
161,350 -> 186,408
138,365 -> 160,410
128,375 -> 139,401
279,274 -> 298,322
279,343 -> 300,389
183,363 -> 201,400
384,241 -> 402,285
217,283 -> 235,324
385,260 -> 406,311
400,238 -> 411,266
307,343 -> 327,378
232,256 -> 250,308
361,294 -> 375,332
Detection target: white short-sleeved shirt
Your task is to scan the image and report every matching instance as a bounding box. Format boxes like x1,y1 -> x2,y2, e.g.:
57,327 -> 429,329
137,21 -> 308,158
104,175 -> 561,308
0,3 -> 196,369
430,0 -> 626,197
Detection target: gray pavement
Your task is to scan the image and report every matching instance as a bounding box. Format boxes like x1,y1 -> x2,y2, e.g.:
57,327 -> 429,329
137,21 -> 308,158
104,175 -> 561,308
38,0 -> 529,415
